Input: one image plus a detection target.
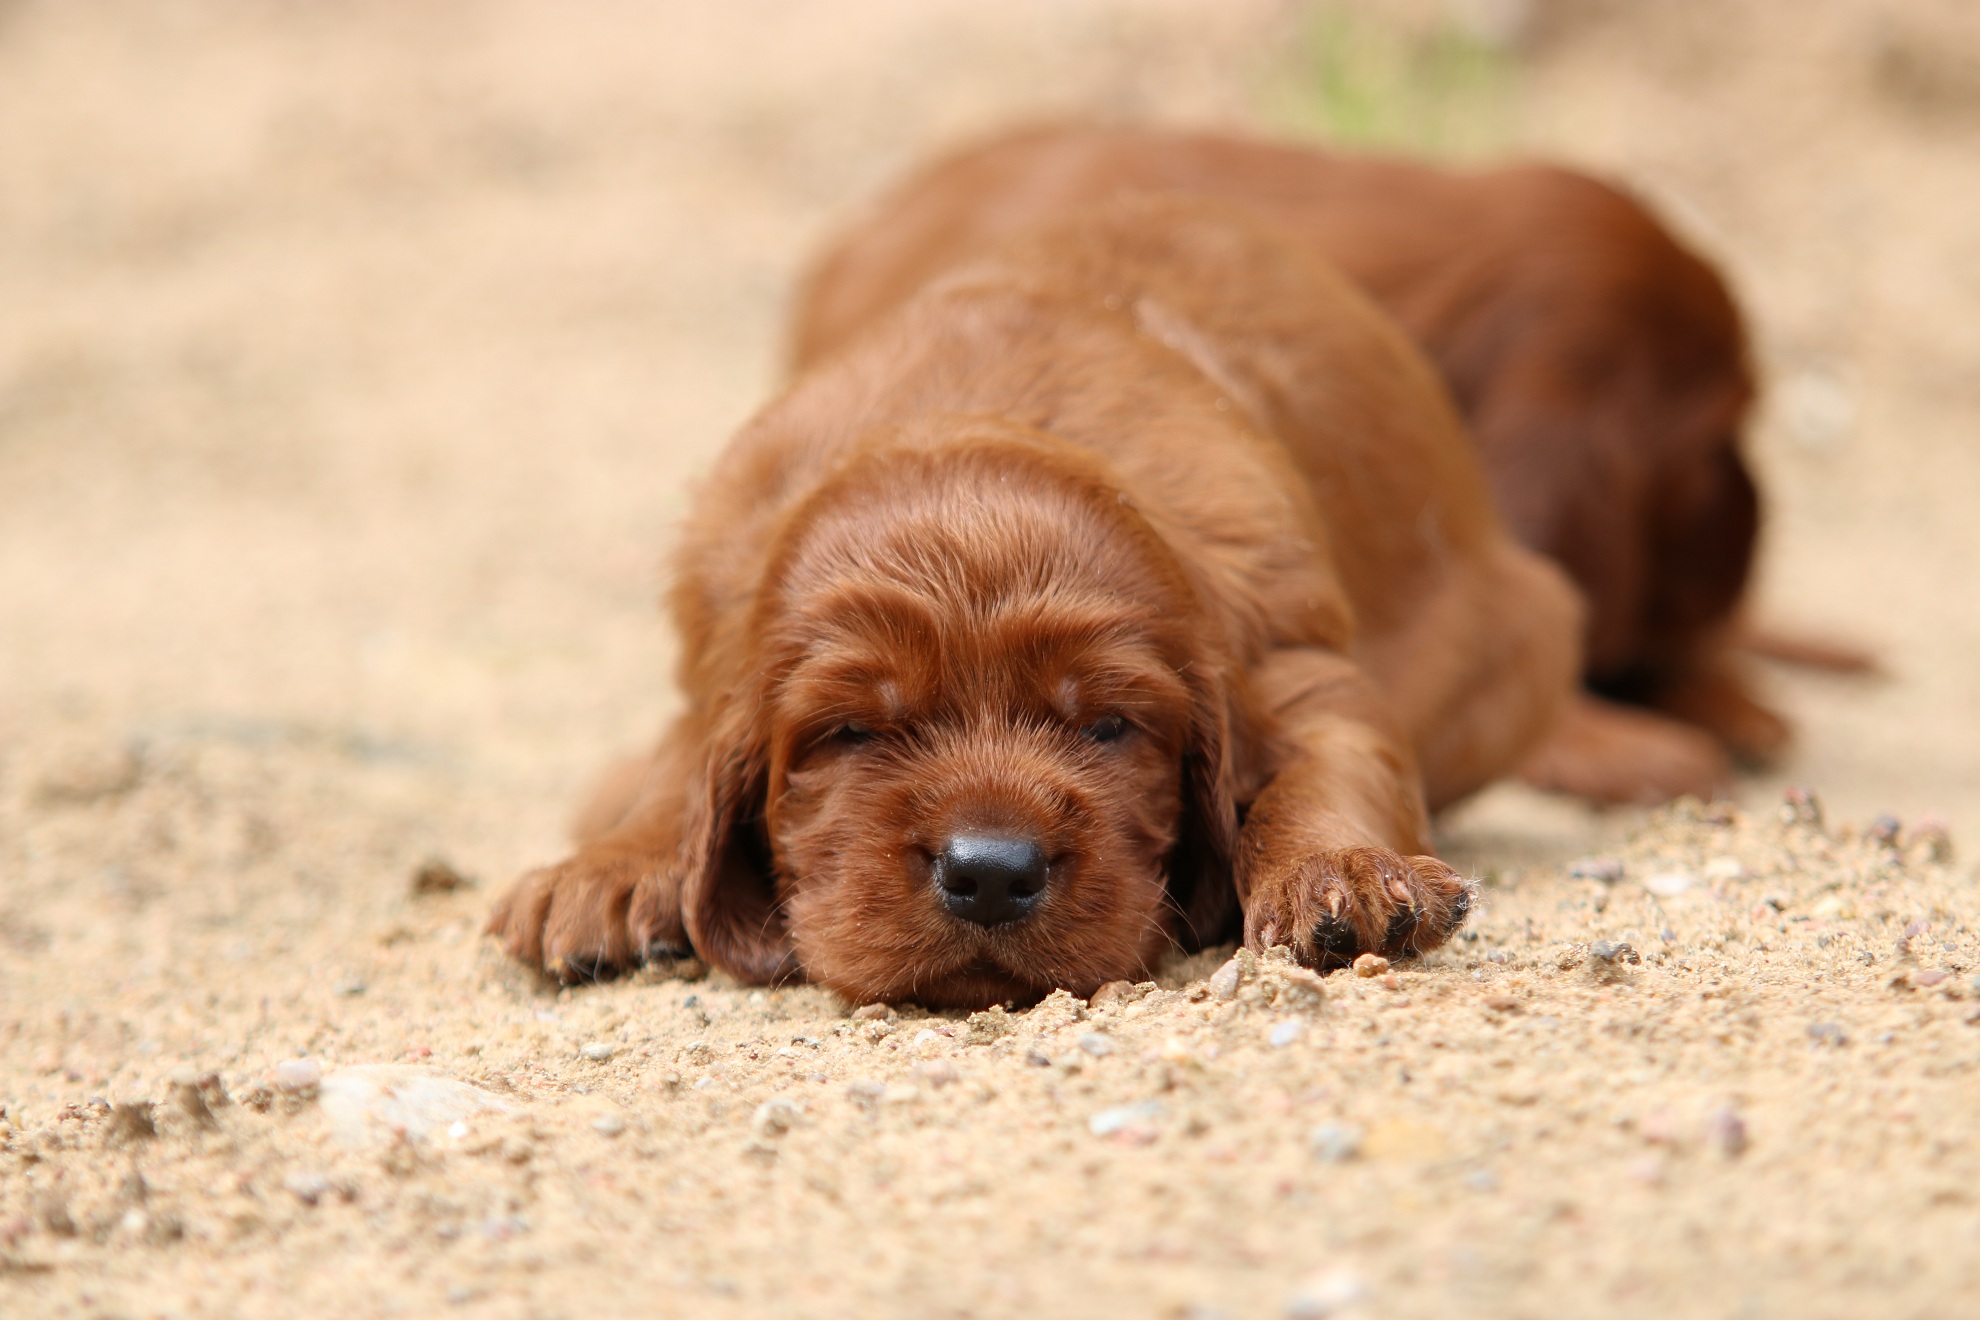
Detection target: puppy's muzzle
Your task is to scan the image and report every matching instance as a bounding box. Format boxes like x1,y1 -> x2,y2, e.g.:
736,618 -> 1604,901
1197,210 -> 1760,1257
934,832 -> 1047,927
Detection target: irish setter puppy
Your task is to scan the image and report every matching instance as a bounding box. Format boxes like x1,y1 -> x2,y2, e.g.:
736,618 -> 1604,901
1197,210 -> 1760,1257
489,197 -> 1579,1007
791,125 -> 1783,805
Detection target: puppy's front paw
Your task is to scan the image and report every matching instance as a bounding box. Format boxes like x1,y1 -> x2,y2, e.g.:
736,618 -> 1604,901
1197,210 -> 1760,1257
1243,846 -> 1472,969
487,847 -> 688,984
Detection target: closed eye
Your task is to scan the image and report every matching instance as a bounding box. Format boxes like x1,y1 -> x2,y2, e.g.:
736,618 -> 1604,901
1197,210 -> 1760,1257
1079,713 -> 1129,743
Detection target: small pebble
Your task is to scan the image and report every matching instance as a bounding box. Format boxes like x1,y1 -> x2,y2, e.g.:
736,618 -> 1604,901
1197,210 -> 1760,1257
1023,1047 -> 1053,1067
410,857 -> 472,895
37,1193 -> 77,1237
1642,872 -> 1694,898
1705,1105 -> 1749,1157
845,1080 -> 886,1106
1269,1020 -> 1304,1048
1628,1155 -> 1666,1186
1589,940 -> 1640,966
284,1171 -> 332,1206
591,1113 -> 625,1137
1914,969 -> 1949,988
1208,956 -> 1244,1001
1904,815 -> 1954,863
1703,855 -> 1745,881
1567,856 -> 1624,883
579,1042 -> 615,1062
850,1003 -> 894,1022
916,1059 -> 960,1088
753,1097 -> 801,1136
1283,1268 -> 1368,1318
962,1006 -> 1013,1044
1309,1123 -> 1363,1163
910,1028 -> 944,1050
1807,1022 -> 1847,1048
1352,953 -> 1388,978
334,979 -> 367,997
168,1072 -> 221,1130
1780,785 -> 1823,828
1089,980 -> 1146,1007
1089,1100 -> 1162,1138
106,1101 -> 157,1144
881,1083 -> 920,1106
274,1058 -> 323,1093
1077,1032 -> 1115,1058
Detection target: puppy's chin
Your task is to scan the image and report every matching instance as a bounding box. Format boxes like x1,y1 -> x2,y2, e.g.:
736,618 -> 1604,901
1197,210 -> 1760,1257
812,948 -> 1104,1012
782,869 -> 1168,1011
899,958 -> 1048,1012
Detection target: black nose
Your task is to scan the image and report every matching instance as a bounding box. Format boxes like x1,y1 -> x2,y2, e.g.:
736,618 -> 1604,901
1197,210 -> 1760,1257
933,833 -> 1048,927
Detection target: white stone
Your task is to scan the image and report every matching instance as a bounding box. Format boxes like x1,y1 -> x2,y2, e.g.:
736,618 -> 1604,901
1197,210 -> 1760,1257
1643,871 -> 1695,898
317,1065 -> 514,1149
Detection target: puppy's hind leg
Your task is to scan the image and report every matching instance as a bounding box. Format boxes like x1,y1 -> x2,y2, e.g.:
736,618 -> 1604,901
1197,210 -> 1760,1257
1519,692 -> 1733,805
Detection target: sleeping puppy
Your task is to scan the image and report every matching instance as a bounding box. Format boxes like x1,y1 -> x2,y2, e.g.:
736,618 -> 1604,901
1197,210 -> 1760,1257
489,196 -> 1579,1007
790,125 -> 1786,805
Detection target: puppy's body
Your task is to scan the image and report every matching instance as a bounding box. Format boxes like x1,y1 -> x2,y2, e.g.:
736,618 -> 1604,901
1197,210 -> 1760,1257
492,198 -> 1577,1007
793,125 -> 1777,802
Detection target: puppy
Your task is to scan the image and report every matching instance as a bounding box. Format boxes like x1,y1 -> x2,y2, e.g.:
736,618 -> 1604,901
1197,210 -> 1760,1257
791,125 -> 1782,804
490,197 -> 1578,1007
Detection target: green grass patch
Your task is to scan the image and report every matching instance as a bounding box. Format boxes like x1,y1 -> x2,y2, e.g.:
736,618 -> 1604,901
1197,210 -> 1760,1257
1259,3 -> 1519,159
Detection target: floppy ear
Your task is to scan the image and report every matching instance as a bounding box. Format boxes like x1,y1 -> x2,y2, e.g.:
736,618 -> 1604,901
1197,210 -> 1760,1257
1165,662 -> 1242,950
676,700 -> 800,984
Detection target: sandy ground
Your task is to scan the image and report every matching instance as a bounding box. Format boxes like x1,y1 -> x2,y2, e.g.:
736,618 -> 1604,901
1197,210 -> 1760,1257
2,2 -> 1978,1316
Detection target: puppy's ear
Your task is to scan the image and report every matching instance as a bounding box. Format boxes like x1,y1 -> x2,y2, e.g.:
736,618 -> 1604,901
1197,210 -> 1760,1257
1166,665 -> 1242,949
676,703 -> 800,984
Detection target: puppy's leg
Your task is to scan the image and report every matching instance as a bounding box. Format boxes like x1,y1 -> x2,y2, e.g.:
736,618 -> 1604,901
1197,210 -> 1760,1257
487,718 -> 694,982
1518,692 -> 1733,805
1236,648 -> 1473,969
1651,654 -> 1791,767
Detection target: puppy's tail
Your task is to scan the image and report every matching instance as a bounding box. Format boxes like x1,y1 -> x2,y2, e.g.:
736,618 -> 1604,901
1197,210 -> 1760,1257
1732,623 -> 1881,676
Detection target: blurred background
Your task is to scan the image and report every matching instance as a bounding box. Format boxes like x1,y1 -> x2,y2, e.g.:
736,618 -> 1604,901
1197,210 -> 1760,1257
2,0 -> 1976,872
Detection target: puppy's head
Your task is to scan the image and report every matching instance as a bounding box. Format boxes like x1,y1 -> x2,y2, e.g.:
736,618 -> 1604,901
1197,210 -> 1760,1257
677,420 -> 1238,1008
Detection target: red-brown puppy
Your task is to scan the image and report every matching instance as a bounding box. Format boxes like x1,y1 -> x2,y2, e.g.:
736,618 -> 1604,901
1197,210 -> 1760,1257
791,125 -> 1780,804
490,197 -> 1578,1008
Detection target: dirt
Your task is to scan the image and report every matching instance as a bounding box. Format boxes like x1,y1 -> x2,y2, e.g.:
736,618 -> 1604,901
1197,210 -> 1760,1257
2,2 -> 1977,1317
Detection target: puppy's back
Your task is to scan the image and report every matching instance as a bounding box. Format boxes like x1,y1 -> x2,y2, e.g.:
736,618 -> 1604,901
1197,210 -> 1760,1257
792,124 -> 1753,687
690,196 -> 1522,690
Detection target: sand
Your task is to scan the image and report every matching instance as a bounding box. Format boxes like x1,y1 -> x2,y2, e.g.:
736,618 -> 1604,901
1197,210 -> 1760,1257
3,2 -> 1978,1317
